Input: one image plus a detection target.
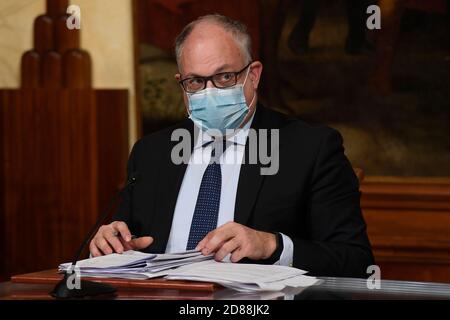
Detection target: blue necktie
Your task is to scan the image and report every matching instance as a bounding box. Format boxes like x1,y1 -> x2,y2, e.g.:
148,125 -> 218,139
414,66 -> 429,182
186,142 -> 223,250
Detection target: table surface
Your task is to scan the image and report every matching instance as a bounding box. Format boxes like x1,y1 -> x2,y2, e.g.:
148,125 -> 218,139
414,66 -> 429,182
2,276 -> 450,300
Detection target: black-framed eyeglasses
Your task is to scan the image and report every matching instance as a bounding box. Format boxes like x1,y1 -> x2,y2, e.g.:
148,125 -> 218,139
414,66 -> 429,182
179,62 -> 252,94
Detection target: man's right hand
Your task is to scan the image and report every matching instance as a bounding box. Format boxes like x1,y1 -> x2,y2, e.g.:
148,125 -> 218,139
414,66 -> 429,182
89,221 -> 153,257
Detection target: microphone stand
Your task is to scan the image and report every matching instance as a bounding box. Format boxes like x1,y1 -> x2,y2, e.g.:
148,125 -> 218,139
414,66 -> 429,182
50,174 -> 139,299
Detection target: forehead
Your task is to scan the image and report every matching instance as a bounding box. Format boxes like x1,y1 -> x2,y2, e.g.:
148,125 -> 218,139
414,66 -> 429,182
179,22 -> 247,76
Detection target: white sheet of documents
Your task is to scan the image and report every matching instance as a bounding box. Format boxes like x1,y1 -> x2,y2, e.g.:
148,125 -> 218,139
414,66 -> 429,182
58,250 -> 213,276
167,260 -> 306,283
165,260 -> 321,292
60,250 -> 156,269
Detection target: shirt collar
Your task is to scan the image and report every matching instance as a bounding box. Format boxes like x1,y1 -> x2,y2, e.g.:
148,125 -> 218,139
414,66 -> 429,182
193,112 -> 255,150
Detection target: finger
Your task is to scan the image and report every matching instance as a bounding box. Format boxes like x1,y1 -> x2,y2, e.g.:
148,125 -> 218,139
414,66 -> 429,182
230,247 -> 246,263
95,237 -> 113,255
104,233 -> 125,253
89,240 -> 102,257
196,222 -> 235,251
111,221 -> 132,242
201,225 -> 239,255
214,238 -> 240,262
130,236 -> 153,250
119,237 -> 134,251
195,236 -> 209,251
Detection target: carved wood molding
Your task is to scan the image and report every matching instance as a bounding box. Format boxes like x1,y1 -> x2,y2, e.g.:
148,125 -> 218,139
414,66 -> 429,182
361,176 -> 450,211
21,0 -> 91,89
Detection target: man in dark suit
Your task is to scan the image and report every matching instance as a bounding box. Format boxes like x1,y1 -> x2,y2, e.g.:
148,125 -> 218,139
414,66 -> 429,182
90,14 -> 374,277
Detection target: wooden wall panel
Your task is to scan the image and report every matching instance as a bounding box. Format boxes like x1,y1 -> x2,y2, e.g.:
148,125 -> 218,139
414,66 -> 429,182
95,90 -> 130,212
0,89 -> 128,280
361,177 -> 450,283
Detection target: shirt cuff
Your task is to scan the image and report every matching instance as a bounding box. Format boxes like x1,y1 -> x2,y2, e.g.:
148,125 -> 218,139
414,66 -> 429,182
274,233 -> 294,267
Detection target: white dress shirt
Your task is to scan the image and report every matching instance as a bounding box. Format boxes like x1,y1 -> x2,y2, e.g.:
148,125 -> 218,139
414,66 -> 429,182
165,116 -> 293,266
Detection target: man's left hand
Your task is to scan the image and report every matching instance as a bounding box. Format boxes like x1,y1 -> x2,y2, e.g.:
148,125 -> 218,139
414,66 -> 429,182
196,222 -> 277,262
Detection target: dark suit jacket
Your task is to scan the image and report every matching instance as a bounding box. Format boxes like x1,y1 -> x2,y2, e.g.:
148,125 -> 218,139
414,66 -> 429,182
114,105 -> 374,278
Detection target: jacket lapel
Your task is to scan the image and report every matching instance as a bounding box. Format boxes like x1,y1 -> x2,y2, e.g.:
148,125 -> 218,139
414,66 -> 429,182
148,120 -> 195,253
234,106 -> 267,225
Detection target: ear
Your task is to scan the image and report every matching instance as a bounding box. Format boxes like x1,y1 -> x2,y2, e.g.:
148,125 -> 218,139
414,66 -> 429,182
175,73 -> 189,114
175,73 -> 186,92
248,61 -> 263,90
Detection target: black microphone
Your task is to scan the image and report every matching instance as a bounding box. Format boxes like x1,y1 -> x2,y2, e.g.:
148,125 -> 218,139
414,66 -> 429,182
50,172 -> 140,299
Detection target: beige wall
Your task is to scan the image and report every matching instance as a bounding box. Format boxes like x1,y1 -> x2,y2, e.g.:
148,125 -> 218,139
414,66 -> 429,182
0,0 -> 45,87
0,0 -> 137,146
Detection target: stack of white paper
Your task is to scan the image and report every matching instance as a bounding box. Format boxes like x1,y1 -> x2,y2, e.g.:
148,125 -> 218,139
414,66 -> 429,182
165,260 -> 321,292
58,250 -> 321,292
58,250 -> 213,279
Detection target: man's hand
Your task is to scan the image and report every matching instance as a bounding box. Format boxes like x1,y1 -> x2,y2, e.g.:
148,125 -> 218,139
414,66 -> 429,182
89,221 -> 153,257
196,222 -> 277,263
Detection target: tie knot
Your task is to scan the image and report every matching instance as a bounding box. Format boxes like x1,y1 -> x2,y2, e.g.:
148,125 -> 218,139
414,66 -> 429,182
202,139 -> 234,161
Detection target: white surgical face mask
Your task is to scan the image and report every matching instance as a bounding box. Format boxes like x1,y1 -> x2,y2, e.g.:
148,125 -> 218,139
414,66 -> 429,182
187,67 -> 255,136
